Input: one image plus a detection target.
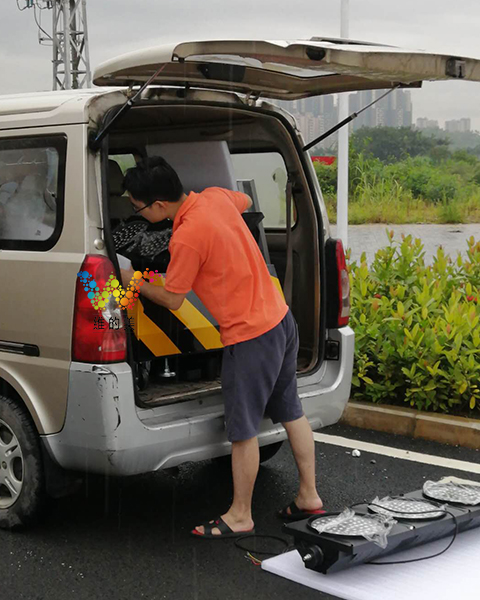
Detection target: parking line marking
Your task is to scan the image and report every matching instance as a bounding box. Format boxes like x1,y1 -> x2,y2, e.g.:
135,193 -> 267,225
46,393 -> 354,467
313,433 -> 480,475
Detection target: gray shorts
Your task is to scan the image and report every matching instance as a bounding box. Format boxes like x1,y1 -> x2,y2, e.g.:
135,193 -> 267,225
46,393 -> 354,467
221,309 -> 304,442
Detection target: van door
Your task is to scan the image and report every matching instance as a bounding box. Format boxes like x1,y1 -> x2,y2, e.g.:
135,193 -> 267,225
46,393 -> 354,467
93,37 -> 480,397
93,38 -> 480,98
0,128 -> 85,435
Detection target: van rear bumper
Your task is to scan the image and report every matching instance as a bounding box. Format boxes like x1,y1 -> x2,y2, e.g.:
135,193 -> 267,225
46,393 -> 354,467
41,327 -> 354,476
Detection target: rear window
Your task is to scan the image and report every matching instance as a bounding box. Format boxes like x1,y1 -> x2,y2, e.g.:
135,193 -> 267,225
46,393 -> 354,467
0,135 -> 67,251
109,153 -> 137,174
231,151 -> 292,229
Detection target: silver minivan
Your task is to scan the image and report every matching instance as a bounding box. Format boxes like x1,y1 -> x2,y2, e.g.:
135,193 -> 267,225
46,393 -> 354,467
1,38 -> 478,529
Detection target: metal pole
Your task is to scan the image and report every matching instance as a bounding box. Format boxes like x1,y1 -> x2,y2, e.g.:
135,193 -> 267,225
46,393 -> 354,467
52,0 -> 59,90
70,0 -> 78,88
337,0 -> 350,249
63,0 -> 72,89
20,0 -> 91,90
81,0 -> 92,87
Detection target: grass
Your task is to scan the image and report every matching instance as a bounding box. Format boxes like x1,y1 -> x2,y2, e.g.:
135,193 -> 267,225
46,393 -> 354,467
316,150 -> 480,225
325,194 -> 480,225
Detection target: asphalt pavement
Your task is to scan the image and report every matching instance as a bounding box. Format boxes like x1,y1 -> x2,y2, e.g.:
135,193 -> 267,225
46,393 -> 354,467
1,424 -> 479,600
331,223 -> 480,264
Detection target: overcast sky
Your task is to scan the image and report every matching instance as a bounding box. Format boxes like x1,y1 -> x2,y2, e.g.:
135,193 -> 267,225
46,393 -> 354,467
1,0 -> 480,128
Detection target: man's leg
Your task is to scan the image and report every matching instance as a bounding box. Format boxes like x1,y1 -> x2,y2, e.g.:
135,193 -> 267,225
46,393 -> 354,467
283,415 -> 323,512
266,311 -> 322,513
194,437 -> 258,535
193,316 -> 290,536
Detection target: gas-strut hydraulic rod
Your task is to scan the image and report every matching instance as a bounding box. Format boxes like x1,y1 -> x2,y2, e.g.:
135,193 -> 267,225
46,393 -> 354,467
302,86 -> 400,152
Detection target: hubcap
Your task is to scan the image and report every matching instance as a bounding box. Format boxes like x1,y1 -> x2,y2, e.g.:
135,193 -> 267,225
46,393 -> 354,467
0,419 -> 24,509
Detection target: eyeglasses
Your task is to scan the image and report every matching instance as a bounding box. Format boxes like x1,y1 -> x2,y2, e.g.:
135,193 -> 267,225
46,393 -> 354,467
132,201 -> 155,214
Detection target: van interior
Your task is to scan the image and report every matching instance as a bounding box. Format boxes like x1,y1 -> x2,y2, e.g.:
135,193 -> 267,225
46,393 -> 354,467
105,100 -> 322,408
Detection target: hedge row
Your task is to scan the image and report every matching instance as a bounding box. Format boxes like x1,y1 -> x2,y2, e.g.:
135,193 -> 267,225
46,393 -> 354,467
348,233 -> 480,416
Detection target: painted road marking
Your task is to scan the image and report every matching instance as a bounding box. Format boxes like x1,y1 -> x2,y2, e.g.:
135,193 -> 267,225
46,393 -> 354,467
313,433 -> 480,475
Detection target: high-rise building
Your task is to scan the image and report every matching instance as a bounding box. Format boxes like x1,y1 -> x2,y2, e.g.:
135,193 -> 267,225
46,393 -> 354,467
318,95 -> 337,137
416,117 -> 440,130
349,89 -> 413,131
270,88 -> 412,151
445,118 -> 471,133
269,95 -> 338,151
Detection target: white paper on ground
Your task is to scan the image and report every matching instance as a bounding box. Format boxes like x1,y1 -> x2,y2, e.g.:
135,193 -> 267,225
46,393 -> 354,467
262,528 -> 480,600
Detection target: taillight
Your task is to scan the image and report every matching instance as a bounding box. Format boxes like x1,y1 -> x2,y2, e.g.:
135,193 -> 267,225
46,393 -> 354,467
72,254 -> 127,363
336,240 -> 350,327
325,238 -> 350,328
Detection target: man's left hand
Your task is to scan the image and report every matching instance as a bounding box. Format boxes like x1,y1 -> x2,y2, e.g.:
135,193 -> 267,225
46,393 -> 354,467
121,267 -> 135,289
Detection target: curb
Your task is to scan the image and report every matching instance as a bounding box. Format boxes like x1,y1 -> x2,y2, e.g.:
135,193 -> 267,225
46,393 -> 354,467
340,401 -> 480,450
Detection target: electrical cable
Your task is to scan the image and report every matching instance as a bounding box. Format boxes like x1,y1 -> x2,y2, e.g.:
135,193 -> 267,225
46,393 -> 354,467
368,510 -> 458,565
234,534 -> 290,565
33,4 -> 52,43
234,534 -> 289,556
362,499 -> 459,565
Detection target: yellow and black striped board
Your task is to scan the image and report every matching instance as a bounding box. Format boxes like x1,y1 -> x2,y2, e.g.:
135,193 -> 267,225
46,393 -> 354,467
128,264 -> 284,360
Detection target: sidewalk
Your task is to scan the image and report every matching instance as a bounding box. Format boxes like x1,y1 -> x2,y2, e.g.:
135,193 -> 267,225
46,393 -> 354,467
331,223 -> 480,264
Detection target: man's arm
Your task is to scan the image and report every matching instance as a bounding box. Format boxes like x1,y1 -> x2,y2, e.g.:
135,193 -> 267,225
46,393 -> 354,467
222,189 -> 253,213
120,240 -> 200,312
120,268 -> 186,311
139,279 -> 186,311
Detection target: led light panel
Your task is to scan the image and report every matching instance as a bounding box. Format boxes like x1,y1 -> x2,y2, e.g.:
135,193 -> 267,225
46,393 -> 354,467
309,513 -> 393,538
369,497 -> 445,520
423,481 -> 480,506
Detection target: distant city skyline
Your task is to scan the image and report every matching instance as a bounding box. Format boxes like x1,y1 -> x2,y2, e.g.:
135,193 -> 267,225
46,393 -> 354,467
416,117 -> 472,132
271,91 -> 476,153
2,1 -> 480,131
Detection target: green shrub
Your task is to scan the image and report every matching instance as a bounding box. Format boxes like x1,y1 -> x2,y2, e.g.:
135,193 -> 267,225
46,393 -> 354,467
439,199 -> 463,224
472,167 -> 480,186
348,234 -> 480,415
314,149 -> 480,224
424,174 -> 459,202
402,164 -> 432,199
313,161 -> 337,197
386,157 -> 460,202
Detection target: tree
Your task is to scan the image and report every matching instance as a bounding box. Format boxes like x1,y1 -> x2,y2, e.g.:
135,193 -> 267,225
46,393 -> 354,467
351,127 -> 450,163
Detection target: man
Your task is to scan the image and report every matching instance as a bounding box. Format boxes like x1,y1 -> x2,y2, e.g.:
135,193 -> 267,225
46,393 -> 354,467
121,157 -> 324,539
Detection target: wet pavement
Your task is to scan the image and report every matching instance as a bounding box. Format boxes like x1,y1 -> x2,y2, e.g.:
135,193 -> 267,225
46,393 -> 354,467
331,224 -> 480,264
1,423 -> 479,600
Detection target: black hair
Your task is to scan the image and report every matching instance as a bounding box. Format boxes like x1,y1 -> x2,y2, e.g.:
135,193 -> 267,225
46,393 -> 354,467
123,156 -> 184,204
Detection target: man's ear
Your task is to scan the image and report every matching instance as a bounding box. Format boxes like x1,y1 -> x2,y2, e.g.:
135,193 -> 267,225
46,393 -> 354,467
155,200 -> 168,211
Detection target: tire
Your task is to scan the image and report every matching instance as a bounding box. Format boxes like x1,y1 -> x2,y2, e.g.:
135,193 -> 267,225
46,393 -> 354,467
259,441 -> 284,463
0,395 -> 46,530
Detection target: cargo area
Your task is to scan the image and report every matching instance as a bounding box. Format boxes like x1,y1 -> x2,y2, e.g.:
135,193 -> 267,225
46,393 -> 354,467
105,99 -> 322,407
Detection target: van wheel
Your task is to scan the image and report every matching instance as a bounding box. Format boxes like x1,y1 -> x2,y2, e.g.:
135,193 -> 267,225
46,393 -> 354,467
260,441 -> 284,463
0,395 -> 45,530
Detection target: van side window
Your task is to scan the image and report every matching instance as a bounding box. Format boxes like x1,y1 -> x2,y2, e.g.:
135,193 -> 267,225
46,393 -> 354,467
0,136 -> 67,251
109,153 -> 137,174
231,152 -> 292,229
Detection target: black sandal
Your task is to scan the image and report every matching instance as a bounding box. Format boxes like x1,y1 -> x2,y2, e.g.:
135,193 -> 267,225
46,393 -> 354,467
278,501 -> 326,522
191,516 -> 255,539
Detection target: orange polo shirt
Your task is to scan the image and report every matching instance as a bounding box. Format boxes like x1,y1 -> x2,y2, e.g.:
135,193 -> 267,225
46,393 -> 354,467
164,187 -> 288,346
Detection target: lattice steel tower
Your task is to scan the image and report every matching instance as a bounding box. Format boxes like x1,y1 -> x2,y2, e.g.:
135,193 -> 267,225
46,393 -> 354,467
18,0 -> 92,90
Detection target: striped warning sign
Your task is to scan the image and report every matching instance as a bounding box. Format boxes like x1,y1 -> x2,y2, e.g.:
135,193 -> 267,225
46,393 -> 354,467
128,266 -> 284,359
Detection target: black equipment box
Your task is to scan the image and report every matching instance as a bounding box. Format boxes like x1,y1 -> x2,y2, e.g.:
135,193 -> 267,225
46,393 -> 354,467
283,488 -> 480,574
